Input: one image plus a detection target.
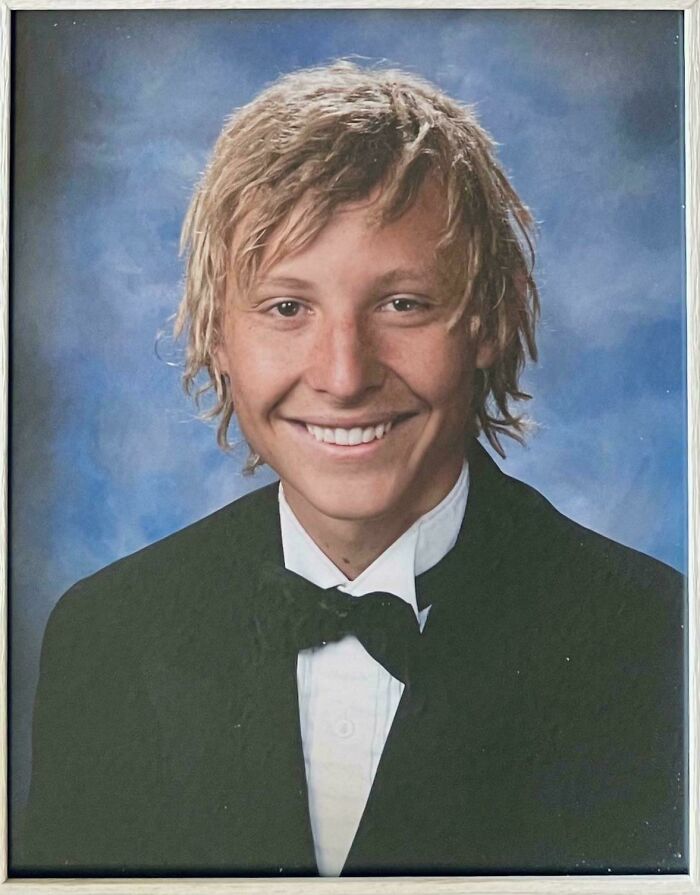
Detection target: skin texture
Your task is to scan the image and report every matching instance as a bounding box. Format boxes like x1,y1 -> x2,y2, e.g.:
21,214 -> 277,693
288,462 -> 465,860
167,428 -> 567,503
218,185 -> 493,578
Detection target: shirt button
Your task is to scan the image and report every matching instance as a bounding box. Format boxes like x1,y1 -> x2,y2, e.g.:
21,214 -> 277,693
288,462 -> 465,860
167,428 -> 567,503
333,718 -> 355,739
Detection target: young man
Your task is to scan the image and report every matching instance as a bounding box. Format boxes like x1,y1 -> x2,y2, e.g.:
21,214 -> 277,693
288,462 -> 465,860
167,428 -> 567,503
19,62 -> 685,877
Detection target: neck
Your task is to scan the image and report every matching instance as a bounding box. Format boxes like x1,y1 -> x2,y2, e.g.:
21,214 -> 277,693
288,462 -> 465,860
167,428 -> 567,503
287,507 -> 413,581
282,464 -> 464,581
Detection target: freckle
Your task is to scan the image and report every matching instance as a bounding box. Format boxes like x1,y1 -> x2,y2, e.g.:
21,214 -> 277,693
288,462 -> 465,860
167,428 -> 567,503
342,557 -> 350,564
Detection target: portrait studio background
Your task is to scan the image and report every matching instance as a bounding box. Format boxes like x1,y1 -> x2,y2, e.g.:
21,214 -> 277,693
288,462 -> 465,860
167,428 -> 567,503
10,9 -> 686,853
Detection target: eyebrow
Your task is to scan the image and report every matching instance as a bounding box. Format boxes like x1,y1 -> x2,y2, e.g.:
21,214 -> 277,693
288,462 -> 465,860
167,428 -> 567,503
256,267 -> 435,291
255,275 -> 315,290
372,267 -> 435,288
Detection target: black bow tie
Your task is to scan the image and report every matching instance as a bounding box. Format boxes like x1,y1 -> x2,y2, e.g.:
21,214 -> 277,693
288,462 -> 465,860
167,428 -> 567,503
258,564 -> 422,683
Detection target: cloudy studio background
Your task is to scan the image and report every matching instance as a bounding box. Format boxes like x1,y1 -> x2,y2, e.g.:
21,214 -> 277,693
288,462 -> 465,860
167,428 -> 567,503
10,9 -> 686,850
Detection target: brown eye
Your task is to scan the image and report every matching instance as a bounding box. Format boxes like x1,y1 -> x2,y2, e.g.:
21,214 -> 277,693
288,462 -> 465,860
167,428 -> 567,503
275,300 -> 301,317
392,298 -> 417,311
389,297 -> 423,312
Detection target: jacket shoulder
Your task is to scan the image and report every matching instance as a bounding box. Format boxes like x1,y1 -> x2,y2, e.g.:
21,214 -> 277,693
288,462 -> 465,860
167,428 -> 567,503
503,468 -> 682,590
48,481 -> 281,635
481,458 -> 685,665
465,441 -> 684,639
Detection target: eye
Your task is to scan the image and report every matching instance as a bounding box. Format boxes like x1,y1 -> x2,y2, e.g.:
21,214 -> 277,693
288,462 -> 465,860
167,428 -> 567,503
381,295 -> 429,313
271,300 -> 302,318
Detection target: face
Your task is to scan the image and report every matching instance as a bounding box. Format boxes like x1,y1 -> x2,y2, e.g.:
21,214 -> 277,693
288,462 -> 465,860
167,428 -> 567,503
218,183 -> 492,532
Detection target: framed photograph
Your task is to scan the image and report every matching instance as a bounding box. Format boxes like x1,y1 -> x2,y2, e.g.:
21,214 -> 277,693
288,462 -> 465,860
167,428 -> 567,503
2,1 -> 697,892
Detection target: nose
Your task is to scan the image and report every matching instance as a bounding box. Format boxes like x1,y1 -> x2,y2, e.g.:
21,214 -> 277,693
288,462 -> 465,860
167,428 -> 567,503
306,314 -> 384,401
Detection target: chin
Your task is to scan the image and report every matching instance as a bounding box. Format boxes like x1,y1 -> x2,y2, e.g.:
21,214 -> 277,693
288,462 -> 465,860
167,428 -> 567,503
292,473 -> 416,525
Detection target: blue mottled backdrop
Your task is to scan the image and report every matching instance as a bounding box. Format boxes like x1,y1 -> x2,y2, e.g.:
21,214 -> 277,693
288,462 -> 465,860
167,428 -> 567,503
10,9 -> 685,838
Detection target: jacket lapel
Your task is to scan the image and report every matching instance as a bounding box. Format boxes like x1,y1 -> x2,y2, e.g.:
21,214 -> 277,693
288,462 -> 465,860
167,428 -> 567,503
143,483 -> 318,874
343,442 -> 524,874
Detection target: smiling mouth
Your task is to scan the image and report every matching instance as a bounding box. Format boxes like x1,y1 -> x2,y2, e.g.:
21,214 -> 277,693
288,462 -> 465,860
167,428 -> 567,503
304,420 -> 393,446
292,412 -> 417,446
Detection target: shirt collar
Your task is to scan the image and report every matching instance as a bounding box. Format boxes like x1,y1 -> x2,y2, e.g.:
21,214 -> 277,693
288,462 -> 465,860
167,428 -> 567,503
278,462 -> 469,624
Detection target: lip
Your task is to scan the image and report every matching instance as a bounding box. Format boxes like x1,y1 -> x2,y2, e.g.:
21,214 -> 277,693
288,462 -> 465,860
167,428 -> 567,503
283,414 -> 416,456
286,412 -> 417,428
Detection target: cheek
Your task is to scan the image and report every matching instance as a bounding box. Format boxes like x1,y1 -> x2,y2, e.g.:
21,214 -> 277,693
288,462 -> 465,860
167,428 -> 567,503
391,331 -> 472,406
226,325 -> 296,410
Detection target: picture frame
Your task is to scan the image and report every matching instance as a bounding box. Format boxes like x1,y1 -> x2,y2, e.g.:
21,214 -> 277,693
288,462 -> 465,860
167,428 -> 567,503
1,1 -> 697,892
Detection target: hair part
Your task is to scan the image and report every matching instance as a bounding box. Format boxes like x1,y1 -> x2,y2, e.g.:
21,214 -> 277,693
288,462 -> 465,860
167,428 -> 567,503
175,60 -> 539,465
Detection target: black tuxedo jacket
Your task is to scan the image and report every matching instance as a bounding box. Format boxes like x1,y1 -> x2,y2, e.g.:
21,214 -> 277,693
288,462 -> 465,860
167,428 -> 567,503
16,443 -> 685,876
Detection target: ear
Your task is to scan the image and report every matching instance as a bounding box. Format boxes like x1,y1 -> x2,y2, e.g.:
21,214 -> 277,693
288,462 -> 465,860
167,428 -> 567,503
212,350 -> 233,409
214,342 -> 230,378
214,297 -> 233,378
476,340 -> 496,370
465,314 -> 496,371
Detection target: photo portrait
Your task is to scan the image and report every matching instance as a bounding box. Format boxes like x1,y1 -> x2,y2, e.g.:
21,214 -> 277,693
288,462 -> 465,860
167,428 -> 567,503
8,6 -> 688,880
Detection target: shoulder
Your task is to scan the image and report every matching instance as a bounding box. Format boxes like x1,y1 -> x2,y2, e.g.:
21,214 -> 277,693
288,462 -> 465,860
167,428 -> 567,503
473,440 -> 681,576
45,481 -> 281,647
459,445 -> 685,750
508,467 -> 681,596
468,441 -> 684,637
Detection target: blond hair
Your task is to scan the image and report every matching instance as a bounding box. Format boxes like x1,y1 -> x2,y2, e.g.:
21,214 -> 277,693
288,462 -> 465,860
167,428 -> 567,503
175,60 -> 539,462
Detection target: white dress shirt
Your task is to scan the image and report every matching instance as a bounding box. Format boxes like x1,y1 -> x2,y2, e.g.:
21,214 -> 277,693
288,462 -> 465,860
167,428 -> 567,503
278,462 -> 470,876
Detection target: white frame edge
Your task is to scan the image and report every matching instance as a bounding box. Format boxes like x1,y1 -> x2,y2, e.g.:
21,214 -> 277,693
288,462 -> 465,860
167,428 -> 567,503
687,0 -> 700,888
0,1 -> 696,893
0,0 -> 8,887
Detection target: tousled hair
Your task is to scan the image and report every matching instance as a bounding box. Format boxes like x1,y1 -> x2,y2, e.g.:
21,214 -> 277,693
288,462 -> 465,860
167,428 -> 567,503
175,60 -> 539,465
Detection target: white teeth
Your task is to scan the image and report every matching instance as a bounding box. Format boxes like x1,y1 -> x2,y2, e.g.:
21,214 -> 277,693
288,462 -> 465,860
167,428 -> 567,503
305,420 -> 395,445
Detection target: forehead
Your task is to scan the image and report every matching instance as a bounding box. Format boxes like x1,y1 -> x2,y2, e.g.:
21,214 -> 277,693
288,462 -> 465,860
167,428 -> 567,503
254,180 -> 452,283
